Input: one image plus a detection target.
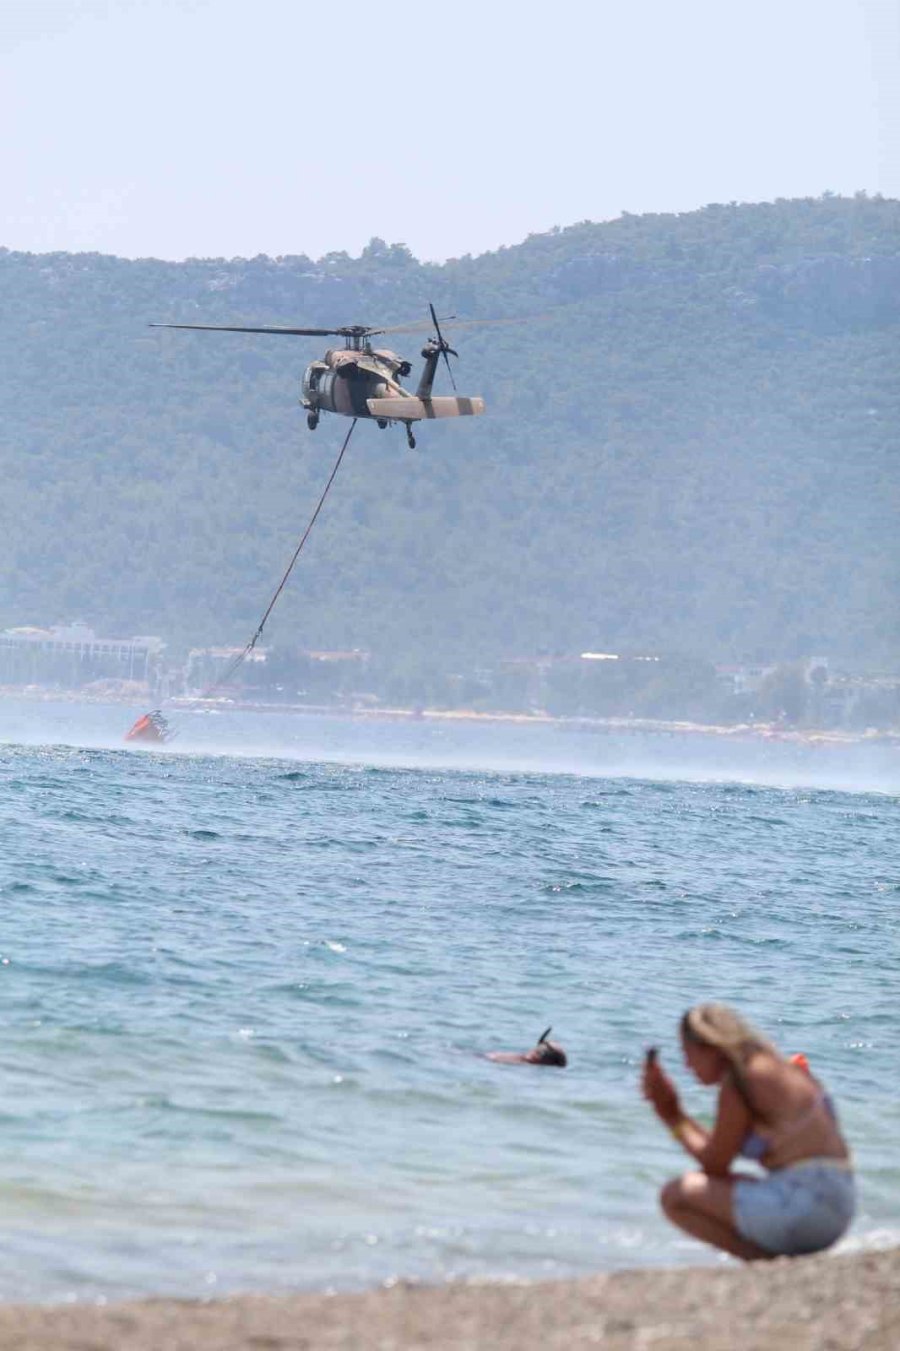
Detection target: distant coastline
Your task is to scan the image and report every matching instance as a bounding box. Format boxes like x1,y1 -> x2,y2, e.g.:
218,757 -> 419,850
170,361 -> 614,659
2,684 -> 898,750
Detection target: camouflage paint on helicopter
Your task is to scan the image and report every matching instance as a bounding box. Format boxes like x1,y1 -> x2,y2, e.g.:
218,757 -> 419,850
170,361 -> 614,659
151,305 -> 484,448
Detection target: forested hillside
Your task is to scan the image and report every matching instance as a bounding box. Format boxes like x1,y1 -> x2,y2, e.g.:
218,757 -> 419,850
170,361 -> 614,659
1,194 -> 897,669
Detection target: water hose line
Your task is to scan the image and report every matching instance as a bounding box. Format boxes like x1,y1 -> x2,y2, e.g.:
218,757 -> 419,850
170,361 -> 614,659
202,417 -> 358,698
126,417 -> 358,742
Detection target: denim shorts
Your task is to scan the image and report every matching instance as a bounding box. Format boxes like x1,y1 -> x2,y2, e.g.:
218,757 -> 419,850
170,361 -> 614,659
733,1159 -> 855,1256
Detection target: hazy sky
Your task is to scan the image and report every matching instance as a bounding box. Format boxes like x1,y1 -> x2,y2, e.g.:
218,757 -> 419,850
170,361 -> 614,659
2,0 -> 897,262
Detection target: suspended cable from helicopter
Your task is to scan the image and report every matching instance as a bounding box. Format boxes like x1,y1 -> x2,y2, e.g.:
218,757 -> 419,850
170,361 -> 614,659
125,419 -> 358,743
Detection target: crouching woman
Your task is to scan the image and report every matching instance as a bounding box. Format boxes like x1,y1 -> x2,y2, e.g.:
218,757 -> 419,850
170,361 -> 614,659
642,1003 -> 855,1261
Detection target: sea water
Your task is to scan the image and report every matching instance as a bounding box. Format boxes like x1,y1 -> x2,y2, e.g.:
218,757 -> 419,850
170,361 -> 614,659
0,697 -> 897,1303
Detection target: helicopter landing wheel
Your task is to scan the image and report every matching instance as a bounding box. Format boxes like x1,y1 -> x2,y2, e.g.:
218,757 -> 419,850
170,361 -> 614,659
406,427 -> 416,449
307,412 -> 319,431
376,418 -> 388,430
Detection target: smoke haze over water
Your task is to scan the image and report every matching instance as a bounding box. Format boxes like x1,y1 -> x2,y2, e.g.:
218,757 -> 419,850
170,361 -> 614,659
1,699 -> 897,797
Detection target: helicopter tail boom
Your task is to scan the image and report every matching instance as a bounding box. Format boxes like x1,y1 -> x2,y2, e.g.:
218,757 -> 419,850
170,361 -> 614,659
366,396 -> 485,421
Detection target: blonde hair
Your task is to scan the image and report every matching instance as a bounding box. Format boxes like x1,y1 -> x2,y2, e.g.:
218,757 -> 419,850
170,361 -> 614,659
681,1003 -> 778,1087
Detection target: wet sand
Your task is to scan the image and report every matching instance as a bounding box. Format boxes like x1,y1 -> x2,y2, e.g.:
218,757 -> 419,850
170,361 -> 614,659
0,1248 -> 895,1350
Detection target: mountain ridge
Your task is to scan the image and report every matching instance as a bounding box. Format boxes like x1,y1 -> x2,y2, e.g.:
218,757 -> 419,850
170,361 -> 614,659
1,193 -> 897,670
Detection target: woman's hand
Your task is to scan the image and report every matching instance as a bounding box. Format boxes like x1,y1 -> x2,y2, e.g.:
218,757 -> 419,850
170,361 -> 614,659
641,1055 -> 682,1126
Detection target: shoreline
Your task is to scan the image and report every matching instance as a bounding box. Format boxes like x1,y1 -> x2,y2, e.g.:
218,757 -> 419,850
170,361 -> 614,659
2,685 -> 898,751
0,1248 -> 895,1349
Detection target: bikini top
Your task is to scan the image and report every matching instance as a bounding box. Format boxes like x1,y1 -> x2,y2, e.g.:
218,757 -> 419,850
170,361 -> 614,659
740,1088 -> 836,1161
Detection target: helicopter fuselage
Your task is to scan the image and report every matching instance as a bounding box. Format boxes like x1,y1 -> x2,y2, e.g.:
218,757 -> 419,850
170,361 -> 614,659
301,342 -> 484,444
301,347 -> 409,420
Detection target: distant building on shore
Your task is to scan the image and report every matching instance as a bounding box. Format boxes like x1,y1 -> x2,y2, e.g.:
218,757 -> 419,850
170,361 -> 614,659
714,663 -> 777,696
0,622 -> 165,692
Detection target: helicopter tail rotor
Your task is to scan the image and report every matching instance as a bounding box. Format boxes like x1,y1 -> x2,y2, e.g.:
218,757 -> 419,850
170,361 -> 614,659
428,302 -> 458,391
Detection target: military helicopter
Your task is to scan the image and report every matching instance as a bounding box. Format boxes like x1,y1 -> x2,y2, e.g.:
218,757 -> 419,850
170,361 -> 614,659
151,304 -> 484,448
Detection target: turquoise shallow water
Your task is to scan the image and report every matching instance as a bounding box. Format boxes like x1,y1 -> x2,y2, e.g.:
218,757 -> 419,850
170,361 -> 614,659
0,698 -> 897,1302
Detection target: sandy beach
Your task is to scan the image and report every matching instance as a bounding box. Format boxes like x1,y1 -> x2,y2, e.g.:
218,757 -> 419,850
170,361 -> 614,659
0,1248 -> 895,1350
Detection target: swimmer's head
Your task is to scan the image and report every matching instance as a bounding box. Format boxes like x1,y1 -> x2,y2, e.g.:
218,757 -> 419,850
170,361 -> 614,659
527,1026 -> 567,1067
485,1025 -> 568,1067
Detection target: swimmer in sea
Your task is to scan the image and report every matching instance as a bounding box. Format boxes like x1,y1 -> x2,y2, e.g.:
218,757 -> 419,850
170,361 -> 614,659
486,1026 -> 568,1067
642,1002 -> 854,1260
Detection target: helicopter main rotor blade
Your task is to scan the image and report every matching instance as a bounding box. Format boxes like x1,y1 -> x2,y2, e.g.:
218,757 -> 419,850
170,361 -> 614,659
429,302 -> 457,392
377,315 -> 529,336
376,316 -> 456,336
149,323 -> 351,337
151,315 -> 533,341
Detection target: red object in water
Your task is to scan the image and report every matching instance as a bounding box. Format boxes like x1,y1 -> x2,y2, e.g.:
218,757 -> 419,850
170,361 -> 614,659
125,711 -> 172,744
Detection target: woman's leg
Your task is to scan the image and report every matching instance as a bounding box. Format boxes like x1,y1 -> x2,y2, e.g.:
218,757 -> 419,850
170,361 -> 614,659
661,1172 -> 774,1262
